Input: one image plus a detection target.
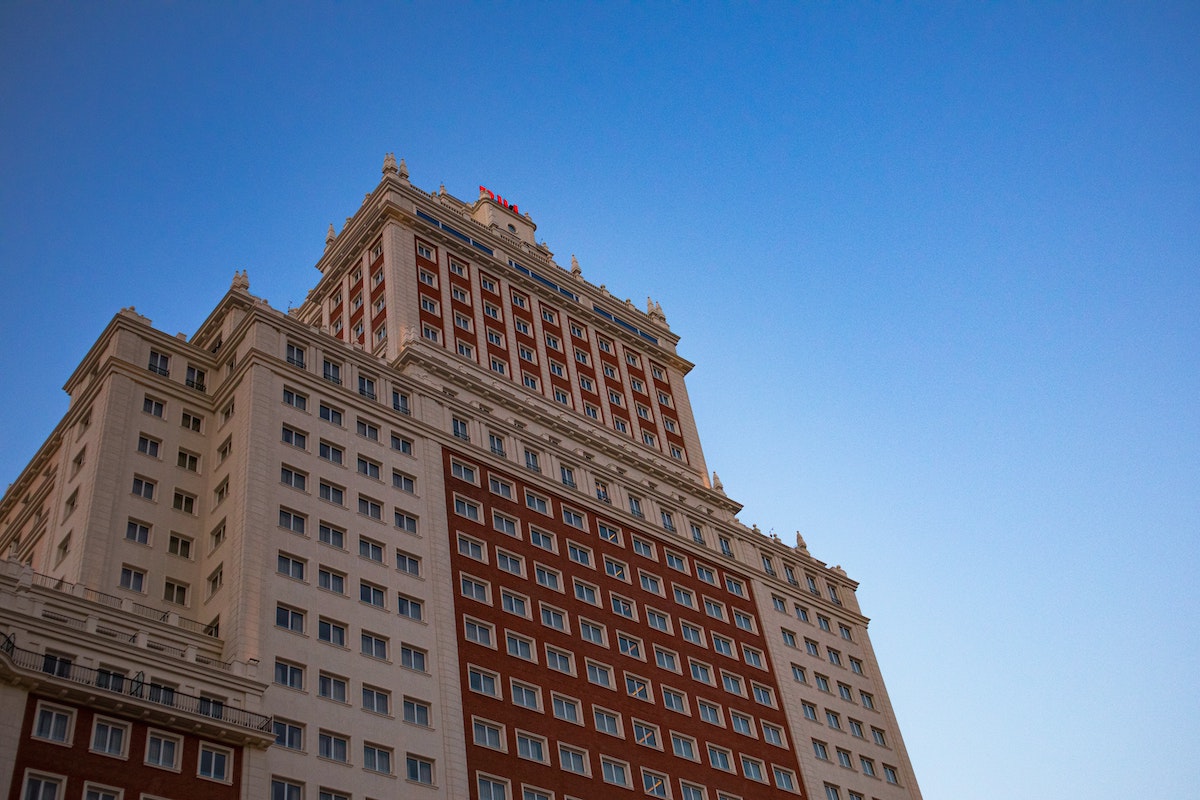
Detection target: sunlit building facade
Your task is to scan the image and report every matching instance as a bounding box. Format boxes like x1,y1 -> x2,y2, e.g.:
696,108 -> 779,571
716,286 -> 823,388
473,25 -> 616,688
0,156 -> 922,800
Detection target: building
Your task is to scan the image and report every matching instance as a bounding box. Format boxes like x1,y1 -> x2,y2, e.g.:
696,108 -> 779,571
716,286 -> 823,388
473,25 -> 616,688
0,155 -> 922,800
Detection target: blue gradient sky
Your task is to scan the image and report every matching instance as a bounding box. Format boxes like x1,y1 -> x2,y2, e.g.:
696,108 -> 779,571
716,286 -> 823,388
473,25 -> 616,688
2,3 -> 1197,797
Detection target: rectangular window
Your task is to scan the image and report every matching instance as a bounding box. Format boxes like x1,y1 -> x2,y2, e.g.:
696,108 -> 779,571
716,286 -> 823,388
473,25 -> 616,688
146,731 -> 181,768
198,743 -> 231,782
34,703 -> 73,743
361,632 -> 388,659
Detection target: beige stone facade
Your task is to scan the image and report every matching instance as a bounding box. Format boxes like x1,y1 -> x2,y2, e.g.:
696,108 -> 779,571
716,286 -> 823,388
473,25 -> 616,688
0,156 -> 921,800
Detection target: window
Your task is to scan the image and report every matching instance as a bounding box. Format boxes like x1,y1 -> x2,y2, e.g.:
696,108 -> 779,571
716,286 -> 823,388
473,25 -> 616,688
146,731 -> 181,768
816,674 -> 831,693
690,661 -> 713,684
362,742 -> 394,776
605,557 -> 629,581
119,566 -> 145,592
316,566 -> 345,597
552,694 -> 580,723
281,425 -> 307,449
276,554 -> 304,578
137,434 -> 160,458
643,772 -> 672,796
406,754 -> 435,785
626,674 -> 651,700
681,621 -> 703,644
587,661 -> 613,688
264,674 -> 316,713
272,779 -> 302,800
479,777 -> 509,800
33,703 -> 72,743
358,496 -> 383,520
501,589 -> 528,617
198,744 -> 231,781
813,740 -> 829,760
647,608 -> 670,632
559,745 -> 588,775
712,634 -> 734,657
317,520 -> 343,548
806,639 -> 820,657
674,586 -> 695,609
497,549 -> 523,574
360,580 -> 385,607
318,730 -> 348,762
143,395 -> 164,416
517,731 -> 547,762
126,519 -> 150,544
400,643 -> 428,672
396,549 -> 420,574
318,672 -> 348,703
654,646 -> 678,672
704,598 -> 727,621
546,646 -> 573,673
511,681 -> 540,710
131,476 -> 155,500
640,572 -> 662,594
838,682 -> 853,701
455,496 -> 480,521
611,594 -> 635,618
763,721 -> 785,747
535,564 -> 561,590
403,697 -> 431,727
507,633 -> 533,660
872,727 -> 888,746
171,491 -> 194,515
148,349 -> 170,376
826,710 -> 841,730
91,717 -> 128,756
269,716 -> 304,751
884,765 -> 900,785
618,633 -> 643,659
275,604 -> 304,633
361,631 -> 388,659
708,744 -> 733,771
802,702 -> 818,720
398,594 -> 424,620
317,441 -> 343,465
530,527 -> 555,551
319,482 -> 344,506
360,681 -> 388,714
473,719 -> 503,749
849,718 -> 865,738
580,619 -> 606,645
860,691 -> 875,709
280,465 -> 306,490
493,511 -> 518,536
753,683 -> 775,706
163,579 -> 188,605
318,618 -> 346,647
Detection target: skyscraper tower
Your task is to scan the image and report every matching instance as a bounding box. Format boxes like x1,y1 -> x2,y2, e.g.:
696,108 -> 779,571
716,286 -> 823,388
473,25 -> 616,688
0,155 -> 921,800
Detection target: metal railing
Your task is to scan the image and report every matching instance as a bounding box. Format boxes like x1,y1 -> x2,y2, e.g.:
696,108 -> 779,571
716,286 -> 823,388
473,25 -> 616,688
0,635 -> 270,732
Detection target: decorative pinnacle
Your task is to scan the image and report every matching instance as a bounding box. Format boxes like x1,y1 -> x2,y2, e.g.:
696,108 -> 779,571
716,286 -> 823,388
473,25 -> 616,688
382,153 -> 398,176
712,472 -> 725,493
571,255 -> 582,277
398,158 -> 409,180
795,531 -> 808,551
326,223 -> 336,247
231,270 -> 250,291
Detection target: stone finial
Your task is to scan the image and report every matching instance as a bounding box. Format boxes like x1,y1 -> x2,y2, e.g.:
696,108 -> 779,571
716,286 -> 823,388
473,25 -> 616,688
571,255 -> 582,277
649,300 -> 666,324
398,158 -> 409,181
832,565 -> 847,576
382,153 -> 398,176
712,472 -> 725,493
326,223 -> 336,247
795,531 -> 808,551
751,524 -> 761,535
439,183 -> 447,196
231,270 -> 250,291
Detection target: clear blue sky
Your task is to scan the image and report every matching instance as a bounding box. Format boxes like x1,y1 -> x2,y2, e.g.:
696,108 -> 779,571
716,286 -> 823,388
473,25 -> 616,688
3,3 -> 1197,797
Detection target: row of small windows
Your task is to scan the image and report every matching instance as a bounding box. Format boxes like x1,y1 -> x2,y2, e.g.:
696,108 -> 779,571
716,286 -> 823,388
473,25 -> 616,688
451,456 -> 754,603
763,559 -> 847,607
466,719 -> 800,794
813,738 -> 904,786
282,342 -> 413,416
117,558 -> 224,608
272,753 -> 433,798
31,700 -> 233,782
471,773 -> 779,800
146,349 -> 208,392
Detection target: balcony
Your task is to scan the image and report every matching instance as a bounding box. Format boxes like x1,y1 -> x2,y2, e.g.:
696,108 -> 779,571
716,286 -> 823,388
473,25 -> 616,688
0,635 -> 272,735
